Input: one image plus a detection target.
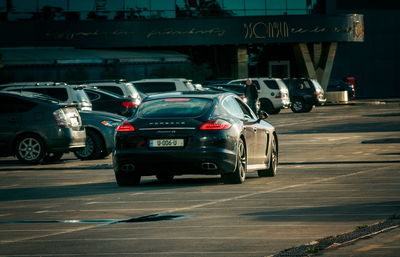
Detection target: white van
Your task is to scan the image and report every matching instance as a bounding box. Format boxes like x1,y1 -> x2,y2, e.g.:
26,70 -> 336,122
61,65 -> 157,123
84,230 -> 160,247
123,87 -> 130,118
228,78 -> 290,114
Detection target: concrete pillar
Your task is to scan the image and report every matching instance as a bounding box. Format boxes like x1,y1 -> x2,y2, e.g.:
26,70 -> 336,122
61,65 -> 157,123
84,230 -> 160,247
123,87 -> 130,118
320,42 -> 337,91
298,43 -> 317,79
297,42 -> 337,91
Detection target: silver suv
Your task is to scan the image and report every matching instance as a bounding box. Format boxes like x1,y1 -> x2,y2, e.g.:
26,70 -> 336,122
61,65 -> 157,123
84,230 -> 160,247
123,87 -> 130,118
130,78 -> 196,95
228,78 -> 290,114
0,82 -> 92,111
70,79 -> 141,100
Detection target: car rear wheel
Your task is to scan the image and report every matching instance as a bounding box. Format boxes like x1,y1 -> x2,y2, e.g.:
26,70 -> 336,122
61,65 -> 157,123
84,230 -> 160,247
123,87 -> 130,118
258,136 -> 278,177
291,98 -> 307,113
15,134 -> 46,164
74,130 -> 103,160
115,170 -> 141,186
222,138 -> 246,184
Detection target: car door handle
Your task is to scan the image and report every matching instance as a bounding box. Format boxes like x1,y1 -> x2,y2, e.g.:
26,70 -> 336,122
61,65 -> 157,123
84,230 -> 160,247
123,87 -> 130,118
8,118 -> 18,124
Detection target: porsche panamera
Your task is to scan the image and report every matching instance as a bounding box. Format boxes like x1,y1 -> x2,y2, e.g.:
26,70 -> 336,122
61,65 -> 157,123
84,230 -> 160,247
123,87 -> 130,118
112,91 -> 278,185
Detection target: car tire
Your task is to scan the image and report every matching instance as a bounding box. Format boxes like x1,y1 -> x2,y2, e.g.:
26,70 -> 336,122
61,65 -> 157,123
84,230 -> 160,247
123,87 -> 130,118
74,130 -> 103,160
156,173 -> 174,183
114,168 -> 141,186
98,150 -> 112,159
258,135 -> 278,177
303,104 -> 314,112
222,138 -> 246,184
15,134 -> 46,164
291,98 -> 306,113
260,99 -> 277,114
43,152 -> 63,162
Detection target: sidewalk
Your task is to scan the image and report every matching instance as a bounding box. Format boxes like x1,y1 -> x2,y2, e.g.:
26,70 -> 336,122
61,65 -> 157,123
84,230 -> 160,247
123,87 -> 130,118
268,218 -> 400,257
325,98 -> 400,106
320,226 -> 400,257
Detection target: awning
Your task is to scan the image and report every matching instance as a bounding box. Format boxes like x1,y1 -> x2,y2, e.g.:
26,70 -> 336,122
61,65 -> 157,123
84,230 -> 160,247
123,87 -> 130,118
0,47 -> 190,66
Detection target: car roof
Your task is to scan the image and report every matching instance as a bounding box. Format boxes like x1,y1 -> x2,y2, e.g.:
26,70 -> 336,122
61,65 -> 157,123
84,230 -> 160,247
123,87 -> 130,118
143,91 -> 233,101
132,78 -> 191,82
0,81 -> 67,88
0,90 -> 63,104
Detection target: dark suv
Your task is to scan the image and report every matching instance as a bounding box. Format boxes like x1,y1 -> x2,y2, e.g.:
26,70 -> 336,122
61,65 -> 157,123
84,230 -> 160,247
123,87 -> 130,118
0,91 -> 86,164
0,82 -> 92,111
283,78 -> 326,113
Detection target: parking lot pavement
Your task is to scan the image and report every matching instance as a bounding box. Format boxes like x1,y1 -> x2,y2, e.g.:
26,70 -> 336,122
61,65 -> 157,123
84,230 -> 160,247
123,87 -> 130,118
0,100 -> 399,257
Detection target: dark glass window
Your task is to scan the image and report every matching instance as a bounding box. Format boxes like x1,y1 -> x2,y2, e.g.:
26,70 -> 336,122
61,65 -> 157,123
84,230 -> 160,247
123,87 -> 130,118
133,82 -> 176,93
10,88 -> 69,101
85,91 -> 101,101
95,86 -> 124,96
264,80 -> 280,89
0,95 -> 36,113
139,98 -> 212,118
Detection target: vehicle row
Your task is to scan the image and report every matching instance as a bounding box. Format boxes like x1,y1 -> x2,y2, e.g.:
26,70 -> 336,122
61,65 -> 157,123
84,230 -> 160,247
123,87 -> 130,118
0,88 -> 279,187
204,77 -> 327,113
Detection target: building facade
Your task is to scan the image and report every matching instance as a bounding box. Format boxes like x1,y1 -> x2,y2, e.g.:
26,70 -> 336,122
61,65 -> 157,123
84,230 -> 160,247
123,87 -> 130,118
1,0 -> 394,98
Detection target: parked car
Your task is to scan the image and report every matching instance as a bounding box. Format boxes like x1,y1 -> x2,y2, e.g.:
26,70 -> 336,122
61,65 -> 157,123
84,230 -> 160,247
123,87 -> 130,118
112,91 -> 278,186
202,83 -> 261,111
228,78 -> 290,114
0,82 -> 92,111
83,87 -> 139,117
130,78 -> 196,95
283,78 -> 326,113
74,111 -> 124,160
0,91 -> 86,164
328,79 -> 356,99
69,79 -> 142,103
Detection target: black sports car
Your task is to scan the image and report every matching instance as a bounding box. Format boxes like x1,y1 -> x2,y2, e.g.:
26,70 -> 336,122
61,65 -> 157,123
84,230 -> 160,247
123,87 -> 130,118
112,91 -> 278,185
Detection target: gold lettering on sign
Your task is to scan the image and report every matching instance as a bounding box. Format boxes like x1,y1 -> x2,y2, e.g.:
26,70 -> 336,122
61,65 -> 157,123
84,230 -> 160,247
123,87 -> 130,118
245,22 -> 289,39
146,28 -> 226,38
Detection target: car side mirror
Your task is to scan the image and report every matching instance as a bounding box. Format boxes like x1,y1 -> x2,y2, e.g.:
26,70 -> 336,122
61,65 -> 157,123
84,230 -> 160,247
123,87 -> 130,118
257,110 -> 268,120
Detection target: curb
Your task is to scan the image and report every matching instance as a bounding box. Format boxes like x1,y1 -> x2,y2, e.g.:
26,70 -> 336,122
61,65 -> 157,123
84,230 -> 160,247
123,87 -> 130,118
266,216 -> 400,257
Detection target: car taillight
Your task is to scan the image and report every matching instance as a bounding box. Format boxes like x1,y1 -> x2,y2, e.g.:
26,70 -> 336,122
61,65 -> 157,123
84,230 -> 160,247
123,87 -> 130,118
121,101 -> 137,108
275,92 -> 282,98
53,109 -> 68,127
116,121 -> 135,132
200,119 -> 232,130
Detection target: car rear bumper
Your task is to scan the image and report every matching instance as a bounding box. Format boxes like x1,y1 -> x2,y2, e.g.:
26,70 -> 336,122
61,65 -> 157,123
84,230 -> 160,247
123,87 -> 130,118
46,128 -> 86,153
113,147 -> 237,176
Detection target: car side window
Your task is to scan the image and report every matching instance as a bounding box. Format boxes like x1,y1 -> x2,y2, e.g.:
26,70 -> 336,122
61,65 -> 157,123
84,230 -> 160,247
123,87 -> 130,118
264,80 -> 279,89
222,96 -> 244,119
234,98 -> 256,120
85,91 -> 101,101
133,82 -> 176,93
97,86 -> 124,96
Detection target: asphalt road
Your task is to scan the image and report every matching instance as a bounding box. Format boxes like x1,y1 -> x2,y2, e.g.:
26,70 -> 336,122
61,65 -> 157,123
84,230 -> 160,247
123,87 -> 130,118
0,100 -> 399,257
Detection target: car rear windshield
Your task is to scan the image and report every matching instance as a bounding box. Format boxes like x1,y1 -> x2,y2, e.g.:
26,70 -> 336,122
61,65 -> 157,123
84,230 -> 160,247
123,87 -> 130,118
138,98 -> 213,118
133,82 -> 176,93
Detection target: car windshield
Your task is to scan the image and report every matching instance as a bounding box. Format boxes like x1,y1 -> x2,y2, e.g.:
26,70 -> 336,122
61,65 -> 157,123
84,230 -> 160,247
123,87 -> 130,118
138,98 -> 213,118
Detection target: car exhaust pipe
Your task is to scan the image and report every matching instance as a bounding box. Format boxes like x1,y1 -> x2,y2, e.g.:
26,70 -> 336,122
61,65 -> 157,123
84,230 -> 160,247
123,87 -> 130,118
120,163 -> 135,172
201,162 -> 218,170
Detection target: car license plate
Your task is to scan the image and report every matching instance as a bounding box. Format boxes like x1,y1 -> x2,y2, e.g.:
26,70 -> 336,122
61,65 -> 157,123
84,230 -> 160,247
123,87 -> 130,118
149,139 -> 184,148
